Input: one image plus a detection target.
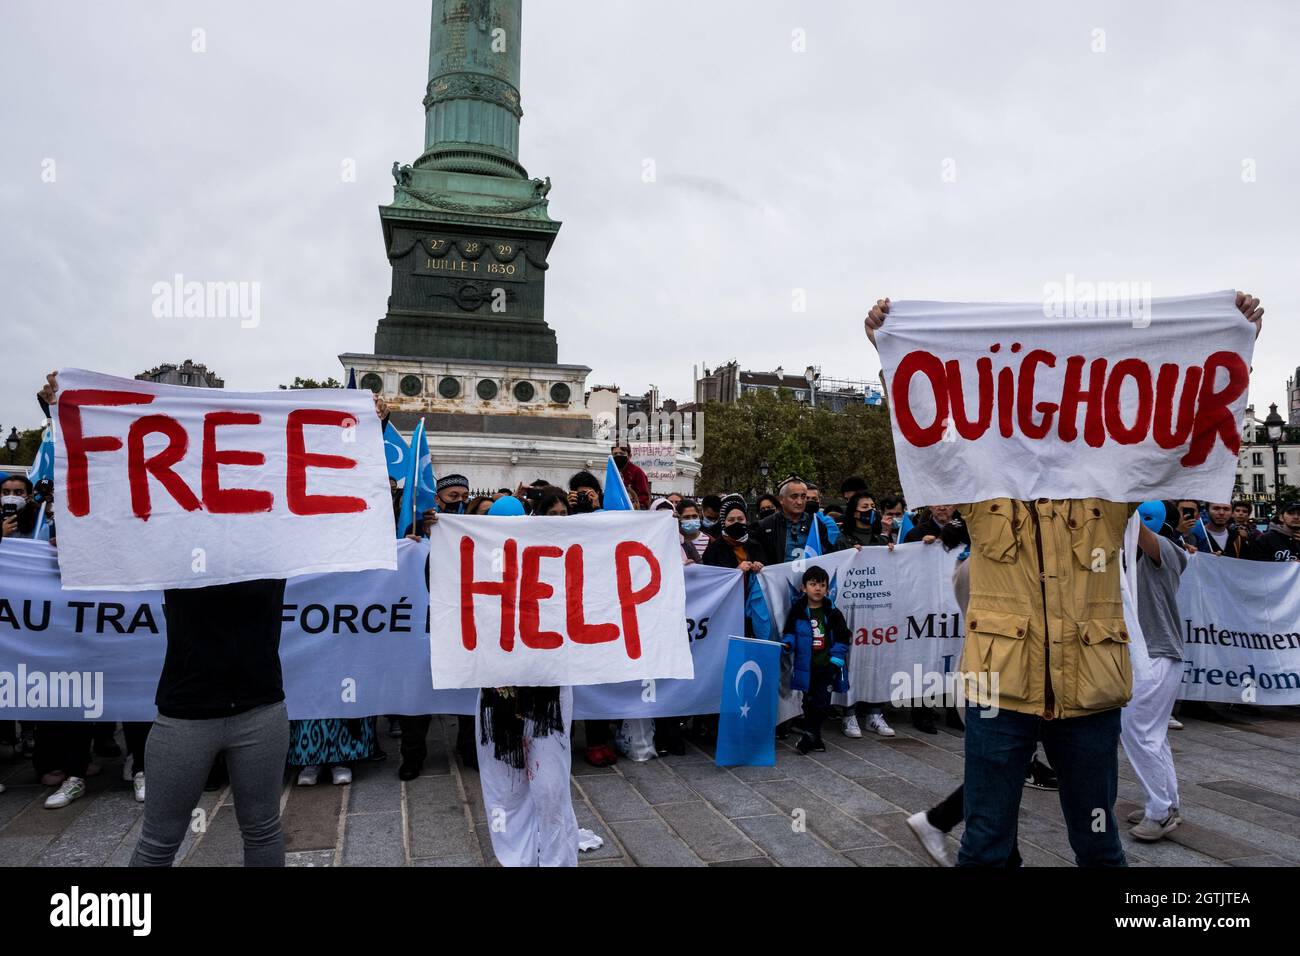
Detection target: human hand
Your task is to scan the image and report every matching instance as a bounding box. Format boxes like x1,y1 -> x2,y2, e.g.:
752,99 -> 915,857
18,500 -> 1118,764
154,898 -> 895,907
373,392 -> 388,421
922,534 -> 937,545
1235,291 -> 1263,340
39,371 -> 58,407
863,298 -> 891,348
1,515 -> 17,538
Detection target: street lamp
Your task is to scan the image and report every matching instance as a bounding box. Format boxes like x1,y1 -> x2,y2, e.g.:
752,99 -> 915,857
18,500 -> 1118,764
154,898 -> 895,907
1264,403 -> 1285,519
759,458 -> 770,493
4,427 -> 19,464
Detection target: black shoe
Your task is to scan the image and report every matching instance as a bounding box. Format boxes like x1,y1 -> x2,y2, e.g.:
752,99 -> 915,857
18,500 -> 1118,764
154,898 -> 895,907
776,720 -> 792,741
666,738 -> 686,756
944,706 -> 965,730
94,739 -> 122,758
1025,757 -> 1059,791
913,712 -> 938,734
398,760 -> 422,781
796,733 -> 815,755
811,737 -> 826,753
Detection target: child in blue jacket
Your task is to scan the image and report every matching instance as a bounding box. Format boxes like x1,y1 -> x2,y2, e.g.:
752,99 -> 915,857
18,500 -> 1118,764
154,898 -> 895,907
781,565 -> 851,754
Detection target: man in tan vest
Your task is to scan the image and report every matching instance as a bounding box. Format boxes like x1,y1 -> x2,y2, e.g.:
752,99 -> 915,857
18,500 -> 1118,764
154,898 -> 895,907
864,292 -> 1264,866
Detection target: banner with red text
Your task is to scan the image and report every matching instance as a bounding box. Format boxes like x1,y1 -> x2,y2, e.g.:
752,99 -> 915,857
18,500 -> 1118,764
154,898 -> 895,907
426,511 -> 693,689
52,368 -> 396,590
875,290 -> 1255,506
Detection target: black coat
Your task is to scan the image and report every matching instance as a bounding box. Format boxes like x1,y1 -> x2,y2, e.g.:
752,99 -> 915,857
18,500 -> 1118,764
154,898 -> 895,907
155,579 -> 288,719
1248,529 -> 1300,562
753,510 -> 835,566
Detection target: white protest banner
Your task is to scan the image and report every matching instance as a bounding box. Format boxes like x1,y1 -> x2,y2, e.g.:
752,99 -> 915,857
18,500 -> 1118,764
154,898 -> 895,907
0,539 -> 741,721
758,544 -> 965,711
1174,553 -> 1300,705
875,290 -> 1255,506
426,511 -> 693,689
52,368 -> 396,590
631,442 -> 676,483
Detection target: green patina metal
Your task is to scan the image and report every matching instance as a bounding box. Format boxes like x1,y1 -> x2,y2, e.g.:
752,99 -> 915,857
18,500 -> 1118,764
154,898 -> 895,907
375,0 -> 560,364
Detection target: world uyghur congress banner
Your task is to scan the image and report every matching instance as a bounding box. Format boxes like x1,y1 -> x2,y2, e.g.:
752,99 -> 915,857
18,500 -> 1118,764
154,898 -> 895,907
0,539 -> 741,721
426,511 -> 693,689
874,290 -> 1256,506
52,368 -> 397,591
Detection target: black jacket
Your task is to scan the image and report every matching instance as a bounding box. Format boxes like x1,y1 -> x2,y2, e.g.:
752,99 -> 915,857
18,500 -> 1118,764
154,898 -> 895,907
753,510 -> 839,566
1247,529 -> 1300,562
155,579 -> 288,719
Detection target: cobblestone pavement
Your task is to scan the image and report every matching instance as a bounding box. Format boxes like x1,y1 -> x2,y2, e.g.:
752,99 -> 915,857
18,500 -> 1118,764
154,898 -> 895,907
2,705 -> 1297,867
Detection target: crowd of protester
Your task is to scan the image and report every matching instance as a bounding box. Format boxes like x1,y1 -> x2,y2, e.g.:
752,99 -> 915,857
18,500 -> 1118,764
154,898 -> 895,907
2,349 -> 1298,865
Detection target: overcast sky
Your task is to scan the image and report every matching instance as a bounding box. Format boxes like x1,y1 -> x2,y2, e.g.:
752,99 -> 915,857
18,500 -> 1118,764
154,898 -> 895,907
3,0 -> 1297,432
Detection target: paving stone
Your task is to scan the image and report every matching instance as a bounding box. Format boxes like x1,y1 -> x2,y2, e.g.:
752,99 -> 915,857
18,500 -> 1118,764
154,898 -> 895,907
1198,780 -> 1300,818
733,814 -> 852,867
406,773 -> 475,859
473,825 -> 501,867
0,834 -> 56,866
751,780 -> 890,850
286,849 -> 335,867
280,783 -> 343,852
344,763 -> 403,814
788,764 -> 902,818
0,785 -> 41,829
708,856 -> 774,866
1225,854 -> 1293,866
414,854 -> 482,866
860,812 -> 940,866
581,858 -> 629,866
655,801 -> 762,862
845,844 -> 933,866
851,774 -> 946,814
616,759 -> 696,805
182,802 -> 245,866
1117,829 -> 1225,866
577,775 -> 653,822
32,788 -> 143,866
573,802 -> 624,861
607,818 -> 705,866
106,817 -> 144,867
665,762 -> 777,818
1181,783 -> 1300,840
342,810 -> 405,866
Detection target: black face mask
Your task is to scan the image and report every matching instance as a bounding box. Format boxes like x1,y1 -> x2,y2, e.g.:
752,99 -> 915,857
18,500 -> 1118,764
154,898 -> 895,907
439,500 -> 466,515
757,507 -> 776,519
723,521 -> 748,539
806,501 -> 820,515
613,455 -> 629,470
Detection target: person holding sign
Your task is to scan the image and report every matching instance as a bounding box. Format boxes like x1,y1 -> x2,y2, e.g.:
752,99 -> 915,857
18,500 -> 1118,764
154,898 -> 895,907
470,495 -> 580,867
864,290 -> 1264,867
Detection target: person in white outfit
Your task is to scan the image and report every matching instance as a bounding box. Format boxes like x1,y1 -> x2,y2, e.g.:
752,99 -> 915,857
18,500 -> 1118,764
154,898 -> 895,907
471,493 -> 580,867
475,684 -> 580,867
1121,501 -> 1189,842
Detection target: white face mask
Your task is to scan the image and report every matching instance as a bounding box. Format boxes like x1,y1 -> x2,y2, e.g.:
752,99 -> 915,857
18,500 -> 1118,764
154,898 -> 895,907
2,495 -> 26,510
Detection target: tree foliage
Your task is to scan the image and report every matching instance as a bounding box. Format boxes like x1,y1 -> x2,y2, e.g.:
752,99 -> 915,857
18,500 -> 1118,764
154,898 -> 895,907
697,390 -> 899,500
279,375 -> 343,390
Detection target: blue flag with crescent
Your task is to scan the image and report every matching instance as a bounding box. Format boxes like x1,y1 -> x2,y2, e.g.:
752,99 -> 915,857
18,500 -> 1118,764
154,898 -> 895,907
396,420 -> 439,537
383,422 -> 410,482
715,636 -> 781,767
897,510 -> 914,544
27,426 -> 54,485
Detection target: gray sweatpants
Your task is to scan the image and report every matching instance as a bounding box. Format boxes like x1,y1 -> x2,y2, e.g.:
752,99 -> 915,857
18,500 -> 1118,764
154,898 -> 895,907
129,701 -> 289,867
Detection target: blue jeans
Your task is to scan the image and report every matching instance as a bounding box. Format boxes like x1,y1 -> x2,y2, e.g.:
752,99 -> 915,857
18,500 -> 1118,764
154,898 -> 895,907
959,705 -> 1125,867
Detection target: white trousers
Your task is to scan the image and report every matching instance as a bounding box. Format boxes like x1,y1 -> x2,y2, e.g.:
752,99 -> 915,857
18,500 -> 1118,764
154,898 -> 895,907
1120,656 -> 1183,820
475,686 -> 579,867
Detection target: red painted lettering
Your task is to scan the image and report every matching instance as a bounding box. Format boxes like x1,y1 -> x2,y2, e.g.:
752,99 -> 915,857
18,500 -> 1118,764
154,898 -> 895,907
58,389 -> 154,516
459,536 -> 518,652
286,409 -> 365,515
1103,357 -> 1153,445
202,411 -> 273,513
892,351 -> 948,447
127,415 -> 202,520
1184,351 -> 1250,466
519,545 -> 564,650
564,545 -> 620,646
614,541 -> 661,661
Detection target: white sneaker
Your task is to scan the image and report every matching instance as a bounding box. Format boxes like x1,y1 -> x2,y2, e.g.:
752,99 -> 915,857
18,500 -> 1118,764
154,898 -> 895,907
330,765 -> 352,786
1168,717 -> 1184,730
906,811 -> 954,866
44,777 -> 86,809
577,827 -> 604,852
841,714 -> 863,738
132,772 -> 146,803
121,754 -> 134,782
867,714 -> 896,737
297,765 -> 321,786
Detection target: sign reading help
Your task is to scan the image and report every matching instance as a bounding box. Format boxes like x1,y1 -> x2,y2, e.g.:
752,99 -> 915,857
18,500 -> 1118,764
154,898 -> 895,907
427,511 -> 693,689
53,368 -> 396,590
874,290 -> 1256,506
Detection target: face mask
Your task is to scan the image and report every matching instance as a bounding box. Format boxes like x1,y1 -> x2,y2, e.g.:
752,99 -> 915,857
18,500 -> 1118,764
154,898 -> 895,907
806,501 -> 820,515
679,519 -> 701,535
1,495 -> 25,511
439,500 -> 466,515
613,455 -> 629,469
758,508 -> 776,519
723,521 -> 748,539
702,516 -> 717,529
